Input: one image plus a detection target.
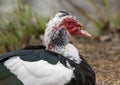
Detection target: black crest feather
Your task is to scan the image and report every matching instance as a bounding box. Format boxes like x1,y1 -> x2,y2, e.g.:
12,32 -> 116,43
58,11 -> 70,17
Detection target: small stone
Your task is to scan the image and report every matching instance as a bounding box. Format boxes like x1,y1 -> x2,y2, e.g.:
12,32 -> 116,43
100,35 -> 112,42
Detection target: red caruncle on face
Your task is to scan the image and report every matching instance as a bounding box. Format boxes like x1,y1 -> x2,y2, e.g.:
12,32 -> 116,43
58,17 -> 83,36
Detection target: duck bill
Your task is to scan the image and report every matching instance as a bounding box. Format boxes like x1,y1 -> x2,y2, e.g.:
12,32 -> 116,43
75,30 -> 91,37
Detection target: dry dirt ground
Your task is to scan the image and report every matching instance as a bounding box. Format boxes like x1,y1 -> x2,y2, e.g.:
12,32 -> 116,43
74,39 -> 120,85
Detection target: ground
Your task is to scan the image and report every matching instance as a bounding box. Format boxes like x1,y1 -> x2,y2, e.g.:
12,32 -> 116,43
74,39 -> 120,85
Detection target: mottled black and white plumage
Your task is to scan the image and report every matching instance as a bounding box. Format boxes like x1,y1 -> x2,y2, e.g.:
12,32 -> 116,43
0,11 -> 96,85
0,45 -> 95,85
51,27 -> 70,46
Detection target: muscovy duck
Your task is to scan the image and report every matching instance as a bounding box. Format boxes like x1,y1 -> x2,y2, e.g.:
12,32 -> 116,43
0,11 -> 95,85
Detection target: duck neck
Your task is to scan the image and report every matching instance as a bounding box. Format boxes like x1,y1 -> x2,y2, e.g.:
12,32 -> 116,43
47,43 -> 82,64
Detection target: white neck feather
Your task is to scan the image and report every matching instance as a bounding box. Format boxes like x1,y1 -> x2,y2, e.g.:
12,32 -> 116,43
51,43 -> 82,64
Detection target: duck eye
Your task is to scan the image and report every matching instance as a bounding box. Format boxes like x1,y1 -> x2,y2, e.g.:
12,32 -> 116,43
68,21 -> 71,24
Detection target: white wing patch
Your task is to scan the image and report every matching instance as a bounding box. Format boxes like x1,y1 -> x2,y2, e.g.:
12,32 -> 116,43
4,56 -> 73,85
